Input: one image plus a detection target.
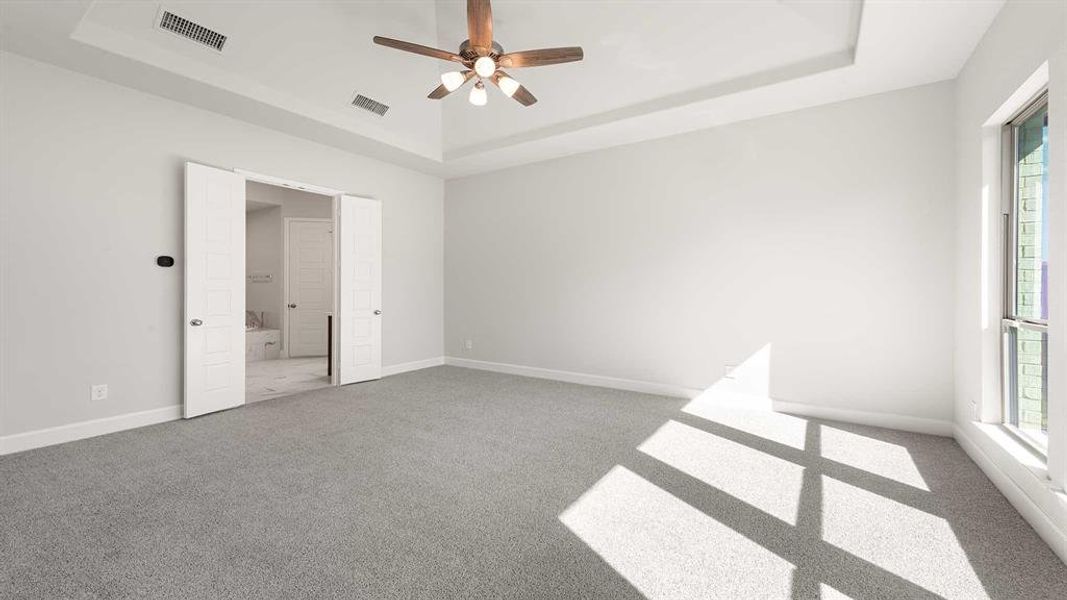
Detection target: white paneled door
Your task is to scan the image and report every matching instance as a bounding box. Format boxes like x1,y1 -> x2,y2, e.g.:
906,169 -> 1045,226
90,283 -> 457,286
286,219 -> 334,358
184,163 -> 246,418
336,195 -> 382,385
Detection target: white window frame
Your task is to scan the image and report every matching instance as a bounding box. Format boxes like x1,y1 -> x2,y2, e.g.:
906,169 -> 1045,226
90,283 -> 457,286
1001,91 -> 1050,457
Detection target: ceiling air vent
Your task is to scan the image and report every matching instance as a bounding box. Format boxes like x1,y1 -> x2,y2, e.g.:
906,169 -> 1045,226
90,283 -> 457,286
351,94 -> 390,117
157,11 -> 227,52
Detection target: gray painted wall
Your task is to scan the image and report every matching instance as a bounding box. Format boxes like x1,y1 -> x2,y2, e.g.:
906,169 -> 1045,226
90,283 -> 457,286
0,52 -> 444,436
445,81 -> 956,422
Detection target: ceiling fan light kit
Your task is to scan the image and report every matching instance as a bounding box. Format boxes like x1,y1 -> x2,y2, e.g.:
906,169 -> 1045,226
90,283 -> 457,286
373,0 -> 584,108
469,81 -> 488,106
440,71 -> 468,92
474,56 -> 497,78
496,75 -> 520,98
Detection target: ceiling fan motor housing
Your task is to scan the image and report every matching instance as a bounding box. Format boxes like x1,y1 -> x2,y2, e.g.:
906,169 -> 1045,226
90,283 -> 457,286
459,39 -> 504,61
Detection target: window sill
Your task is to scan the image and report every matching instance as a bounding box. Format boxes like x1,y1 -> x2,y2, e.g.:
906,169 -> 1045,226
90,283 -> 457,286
1001,423 -> 1049,461
958,421 -> 1067,562
971,421 -> 1050,482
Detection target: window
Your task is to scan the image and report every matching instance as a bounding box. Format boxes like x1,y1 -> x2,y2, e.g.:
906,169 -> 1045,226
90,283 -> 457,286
1003,92 -> 1049,452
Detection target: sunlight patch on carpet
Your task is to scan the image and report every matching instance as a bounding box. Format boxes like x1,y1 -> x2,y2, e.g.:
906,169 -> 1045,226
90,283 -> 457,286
560,465 -> 795,600
821,475 -> 985,599
638,420 -> 805,524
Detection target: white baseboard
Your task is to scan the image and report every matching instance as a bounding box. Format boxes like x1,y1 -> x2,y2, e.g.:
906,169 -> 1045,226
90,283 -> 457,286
0,356 -> 954,460
382,356 -> 445,377
444,356 -> 703,399
0,356 -> 445,456
772,400 -> 954,436
443,356 -> 953,436
0,405 -> 182,456
954,423 -> 1067,564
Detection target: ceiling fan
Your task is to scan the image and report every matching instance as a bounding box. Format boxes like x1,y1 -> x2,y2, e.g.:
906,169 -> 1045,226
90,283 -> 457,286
373,0 -> 583,107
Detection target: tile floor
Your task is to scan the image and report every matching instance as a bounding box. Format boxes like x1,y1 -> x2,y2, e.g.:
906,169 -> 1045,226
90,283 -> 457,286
245,356 -> 331,403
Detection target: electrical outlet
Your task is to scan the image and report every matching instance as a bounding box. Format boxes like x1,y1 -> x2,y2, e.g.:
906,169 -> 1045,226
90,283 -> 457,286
90,384 -> 108,401
464,339 -> 473,351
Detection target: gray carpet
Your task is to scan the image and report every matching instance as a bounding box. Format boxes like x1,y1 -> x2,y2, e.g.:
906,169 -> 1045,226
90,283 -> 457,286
1,366 -> 1064,599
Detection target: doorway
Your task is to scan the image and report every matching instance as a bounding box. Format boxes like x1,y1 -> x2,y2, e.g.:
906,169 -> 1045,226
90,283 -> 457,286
245,181 -> 334,403
183,163 -> 383,418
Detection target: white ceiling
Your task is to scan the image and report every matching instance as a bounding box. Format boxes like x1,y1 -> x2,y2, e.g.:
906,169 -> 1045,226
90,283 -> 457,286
438,0 -> 860,152
0,1 -> 1003,178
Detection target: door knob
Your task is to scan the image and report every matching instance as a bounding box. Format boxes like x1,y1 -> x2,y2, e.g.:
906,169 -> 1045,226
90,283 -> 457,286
190,319 -> 203,326
374,309 -> 382,315
288,303 -> 297,309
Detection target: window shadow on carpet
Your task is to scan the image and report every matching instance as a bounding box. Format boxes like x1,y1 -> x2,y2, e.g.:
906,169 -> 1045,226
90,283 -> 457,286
559,374 -> 1067,600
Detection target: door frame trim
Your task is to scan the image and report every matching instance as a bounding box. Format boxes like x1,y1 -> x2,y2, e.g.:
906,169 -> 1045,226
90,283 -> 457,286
236,168 -> 346,196
234,166 -> 353,390
282,216 -> 334,360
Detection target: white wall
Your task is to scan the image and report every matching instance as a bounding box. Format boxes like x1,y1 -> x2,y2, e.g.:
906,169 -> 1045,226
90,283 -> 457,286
244,182 -> 332,341
446,81 -> 956,424
246,205 -> 283,330
952,0 -> 1067,560
0,51 -> 444,438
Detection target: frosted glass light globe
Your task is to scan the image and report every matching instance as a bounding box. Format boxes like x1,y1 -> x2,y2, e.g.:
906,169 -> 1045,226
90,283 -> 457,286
440,71 -> 466,92
469,81 -> 488,106
497,75 -> 520,97
474,56 -> 496,78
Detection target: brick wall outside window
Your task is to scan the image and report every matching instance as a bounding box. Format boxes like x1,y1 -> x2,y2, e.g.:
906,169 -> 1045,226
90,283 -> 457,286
1014,113 -> 1048,432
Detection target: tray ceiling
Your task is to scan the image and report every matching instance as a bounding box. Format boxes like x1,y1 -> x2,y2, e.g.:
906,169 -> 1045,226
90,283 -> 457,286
0,1 -> 1003,177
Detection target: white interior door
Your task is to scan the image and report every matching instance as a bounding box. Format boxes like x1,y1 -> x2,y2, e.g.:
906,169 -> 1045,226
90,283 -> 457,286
184,162 -> 246,418
286,219 -> 334,357
336,195 -> 382,384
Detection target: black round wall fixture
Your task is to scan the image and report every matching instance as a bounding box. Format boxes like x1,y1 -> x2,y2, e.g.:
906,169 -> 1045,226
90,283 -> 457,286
156,256 -> 175,267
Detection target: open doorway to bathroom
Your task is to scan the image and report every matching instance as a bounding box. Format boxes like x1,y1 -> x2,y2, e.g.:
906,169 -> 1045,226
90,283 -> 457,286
245,180 -> 335,403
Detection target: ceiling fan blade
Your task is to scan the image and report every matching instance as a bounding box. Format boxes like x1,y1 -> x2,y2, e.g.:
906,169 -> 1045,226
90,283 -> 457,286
510,85 -> 537,107
491,71 -> 537,106
498,47 -> 584,68
373,36 -> 466,64
427,84 -> 451,100
428,71 -> 475,99
467,0 -> 493,54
